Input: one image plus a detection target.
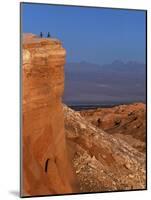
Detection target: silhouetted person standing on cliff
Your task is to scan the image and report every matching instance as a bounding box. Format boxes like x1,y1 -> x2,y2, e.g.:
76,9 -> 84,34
47,32 -> 51,38
40,32 -> 43,38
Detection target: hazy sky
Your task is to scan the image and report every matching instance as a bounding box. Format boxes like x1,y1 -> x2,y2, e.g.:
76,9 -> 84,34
22,3 -> 146,65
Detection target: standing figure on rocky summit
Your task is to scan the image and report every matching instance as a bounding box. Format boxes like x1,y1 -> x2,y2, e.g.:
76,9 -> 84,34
47,32 -> 51,38
40,32 -> 43,38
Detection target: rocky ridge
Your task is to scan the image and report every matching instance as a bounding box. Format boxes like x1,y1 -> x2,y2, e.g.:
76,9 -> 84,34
79,103 -> 146,153
64,105 -> 146,192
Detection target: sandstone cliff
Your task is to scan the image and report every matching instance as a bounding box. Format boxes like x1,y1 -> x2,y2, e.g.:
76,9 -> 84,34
22,34 -> 78,196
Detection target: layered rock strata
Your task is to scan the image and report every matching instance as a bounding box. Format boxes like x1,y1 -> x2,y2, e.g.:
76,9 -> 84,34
22,34 -> 78,196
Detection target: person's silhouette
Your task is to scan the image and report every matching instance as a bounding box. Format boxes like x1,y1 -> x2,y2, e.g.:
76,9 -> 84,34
47,32 -> 51,38
40,32 -> 43,38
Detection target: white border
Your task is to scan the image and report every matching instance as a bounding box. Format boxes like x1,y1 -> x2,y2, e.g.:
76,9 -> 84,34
0,0 -> 150,199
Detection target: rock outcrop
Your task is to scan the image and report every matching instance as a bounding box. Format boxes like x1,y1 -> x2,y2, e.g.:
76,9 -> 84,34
64,105 -> 146,192
79,103 -> 146,153
22,34 -> 78,196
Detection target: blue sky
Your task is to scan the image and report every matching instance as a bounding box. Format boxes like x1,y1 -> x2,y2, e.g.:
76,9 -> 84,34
22,3 -> 146,65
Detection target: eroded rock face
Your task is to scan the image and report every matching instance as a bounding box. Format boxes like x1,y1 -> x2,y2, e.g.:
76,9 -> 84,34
64,105 -> 146,192
79,103 -> 146,152
22,34 -> 78,196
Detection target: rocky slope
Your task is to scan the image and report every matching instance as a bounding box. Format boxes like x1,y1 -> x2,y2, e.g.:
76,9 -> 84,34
22,34 -> 78,196
64,105 -> 146,192
79,103 -> 146,153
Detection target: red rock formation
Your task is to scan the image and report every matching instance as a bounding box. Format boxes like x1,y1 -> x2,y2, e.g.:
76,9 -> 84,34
79,103 -> 146,152
22,33 -> 146,196
64,105 -> 146,192
22,34 -> 78,196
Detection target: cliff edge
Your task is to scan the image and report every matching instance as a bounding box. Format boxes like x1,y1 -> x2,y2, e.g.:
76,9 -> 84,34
22,34 -> 78,196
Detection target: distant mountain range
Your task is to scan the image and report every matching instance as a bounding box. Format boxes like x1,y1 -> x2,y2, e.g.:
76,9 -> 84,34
63,60 -> 146,105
